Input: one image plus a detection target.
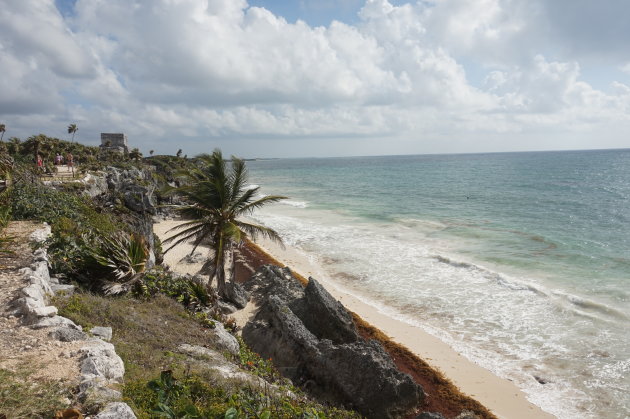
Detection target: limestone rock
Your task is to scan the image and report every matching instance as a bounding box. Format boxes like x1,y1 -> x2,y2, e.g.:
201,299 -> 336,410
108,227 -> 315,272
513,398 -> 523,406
93,402 -> 136,419
32,305 -> 58,318
243,265 -> 305,305
416,413 -> 446,419
292,278 -> 359,344
316,339 -> 422,418
455,411 -> 482,419
21,284 -> 46,302
223,281 -> 249,309
29,225 -> 51,243
49,327 -> 88,342
242,266 -> 423,419
52,284 -> 75,295
15,296 -> 45,316
79,340 -> 125,382
217,301 -> 238,314
31,316 -> 82,330
207,322 -> 240,355
32,248 -> 48,262
177,344 -> 277,392
91,327 -> 113,341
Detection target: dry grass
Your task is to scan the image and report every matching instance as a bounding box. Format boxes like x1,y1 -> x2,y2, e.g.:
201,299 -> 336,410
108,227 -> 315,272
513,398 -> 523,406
54,293 -> 214,382
0,363 -> 71,419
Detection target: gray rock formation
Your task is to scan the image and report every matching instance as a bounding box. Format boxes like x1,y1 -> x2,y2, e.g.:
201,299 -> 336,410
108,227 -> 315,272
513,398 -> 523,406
207,322 -> 240,356
177,344 -> 290,398
242,265 -> 423,418
94,402 -> 136,419
49,327 -> 87,342
455,411 -> 482,419
291,278 -> 359,344
223,280 -> 249,309
416,413 -> 446,419
243,265 -> 305,305
91,326 -> 113,341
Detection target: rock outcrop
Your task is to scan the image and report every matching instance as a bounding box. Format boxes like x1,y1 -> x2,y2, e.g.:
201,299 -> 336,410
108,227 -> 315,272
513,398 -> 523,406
242,265 -> 423,418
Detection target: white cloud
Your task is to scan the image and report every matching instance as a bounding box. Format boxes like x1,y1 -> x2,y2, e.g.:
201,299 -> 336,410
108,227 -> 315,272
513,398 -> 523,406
0,0 -> 629,156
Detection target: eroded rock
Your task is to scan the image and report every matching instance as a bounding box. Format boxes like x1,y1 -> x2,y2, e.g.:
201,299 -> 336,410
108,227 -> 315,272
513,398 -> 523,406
93,402 -> 136,419
242,265 -> 423,418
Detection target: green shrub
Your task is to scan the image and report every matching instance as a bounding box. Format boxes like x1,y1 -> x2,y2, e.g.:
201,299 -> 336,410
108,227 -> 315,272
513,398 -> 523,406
90,233 -> 149,283
133,269 -> 215,312
235,337 -> 281,384
125,370 -> 361,419
7,182 -> 135,284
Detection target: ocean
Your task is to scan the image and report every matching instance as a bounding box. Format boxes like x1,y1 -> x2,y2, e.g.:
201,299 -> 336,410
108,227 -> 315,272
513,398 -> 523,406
245,149 -> 630,419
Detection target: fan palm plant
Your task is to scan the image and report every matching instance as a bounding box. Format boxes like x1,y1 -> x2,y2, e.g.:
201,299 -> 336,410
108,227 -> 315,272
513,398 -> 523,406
163,149 -> 286,298
90,232 -> 150,294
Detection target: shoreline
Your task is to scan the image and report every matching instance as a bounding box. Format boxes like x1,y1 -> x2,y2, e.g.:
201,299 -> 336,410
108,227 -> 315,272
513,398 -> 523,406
154,218 -> 554,419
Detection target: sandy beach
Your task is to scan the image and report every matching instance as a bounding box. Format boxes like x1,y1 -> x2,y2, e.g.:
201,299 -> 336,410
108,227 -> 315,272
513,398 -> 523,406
154,218 -> 555,419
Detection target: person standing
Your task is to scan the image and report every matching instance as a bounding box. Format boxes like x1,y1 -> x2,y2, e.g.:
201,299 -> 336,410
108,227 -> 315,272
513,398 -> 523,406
66,152 -> 74,176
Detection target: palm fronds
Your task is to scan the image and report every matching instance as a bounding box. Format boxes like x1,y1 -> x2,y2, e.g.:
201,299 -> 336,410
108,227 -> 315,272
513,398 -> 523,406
90,232 -> 149,283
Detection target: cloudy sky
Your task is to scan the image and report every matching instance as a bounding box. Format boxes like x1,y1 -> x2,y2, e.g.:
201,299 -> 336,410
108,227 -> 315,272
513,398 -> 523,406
1,0 -> 629,158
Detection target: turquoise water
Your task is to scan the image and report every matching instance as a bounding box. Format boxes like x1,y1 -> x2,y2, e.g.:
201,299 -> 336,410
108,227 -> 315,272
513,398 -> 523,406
246,149 -> 630,419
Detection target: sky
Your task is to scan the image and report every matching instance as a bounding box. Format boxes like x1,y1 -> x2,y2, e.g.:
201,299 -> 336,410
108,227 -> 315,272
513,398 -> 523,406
1,0 -> 630,158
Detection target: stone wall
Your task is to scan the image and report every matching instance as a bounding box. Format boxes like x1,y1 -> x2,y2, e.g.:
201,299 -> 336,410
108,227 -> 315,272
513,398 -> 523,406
13,224 -> 136,418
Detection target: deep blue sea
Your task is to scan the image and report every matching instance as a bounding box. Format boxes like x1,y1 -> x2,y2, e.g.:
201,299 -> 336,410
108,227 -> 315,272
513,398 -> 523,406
246,149 -> 630,419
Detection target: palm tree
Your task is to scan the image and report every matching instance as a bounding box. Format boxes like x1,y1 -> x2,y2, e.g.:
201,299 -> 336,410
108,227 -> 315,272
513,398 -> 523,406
7,137 -> 21,155
149,150 -> 154,156
0,124 -> 5,142
163,149 -> 287,298
67,123 -> 78,142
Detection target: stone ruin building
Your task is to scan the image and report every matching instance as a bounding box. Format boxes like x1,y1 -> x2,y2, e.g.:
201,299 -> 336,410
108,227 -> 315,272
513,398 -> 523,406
100,133 -> 129,153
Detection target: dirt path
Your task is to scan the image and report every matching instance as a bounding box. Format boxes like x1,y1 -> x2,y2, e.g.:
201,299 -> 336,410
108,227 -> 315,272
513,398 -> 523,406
0,222 -> 83,403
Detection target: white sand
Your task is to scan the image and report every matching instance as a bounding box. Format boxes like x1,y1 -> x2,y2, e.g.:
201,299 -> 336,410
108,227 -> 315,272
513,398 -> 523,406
154,219 -> 211,276
154,218 -> 555,419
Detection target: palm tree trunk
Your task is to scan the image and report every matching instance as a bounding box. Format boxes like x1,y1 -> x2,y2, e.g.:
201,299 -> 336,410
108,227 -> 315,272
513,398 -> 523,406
213,232 -> 227,298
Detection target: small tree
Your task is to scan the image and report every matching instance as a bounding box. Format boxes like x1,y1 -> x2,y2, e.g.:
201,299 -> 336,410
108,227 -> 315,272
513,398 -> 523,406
0,124 -> 5,142
129,148 -> 143,161
149,150 -> 154,156
176,149 -> 182,158
67,124 -> 78,142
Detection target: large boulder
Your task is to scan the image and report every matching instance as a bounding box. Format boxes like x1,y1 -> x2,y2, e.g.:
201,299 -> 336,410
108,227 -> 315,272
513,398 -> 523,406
243,265 -> 304,305
315,339 -> 422,418
291,278 -> 359,344
243,295 -> 319,380
94,402 -> 136,419
207,322 -> 240,356
242,267 -> 423,418
223,281 -> 249,309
